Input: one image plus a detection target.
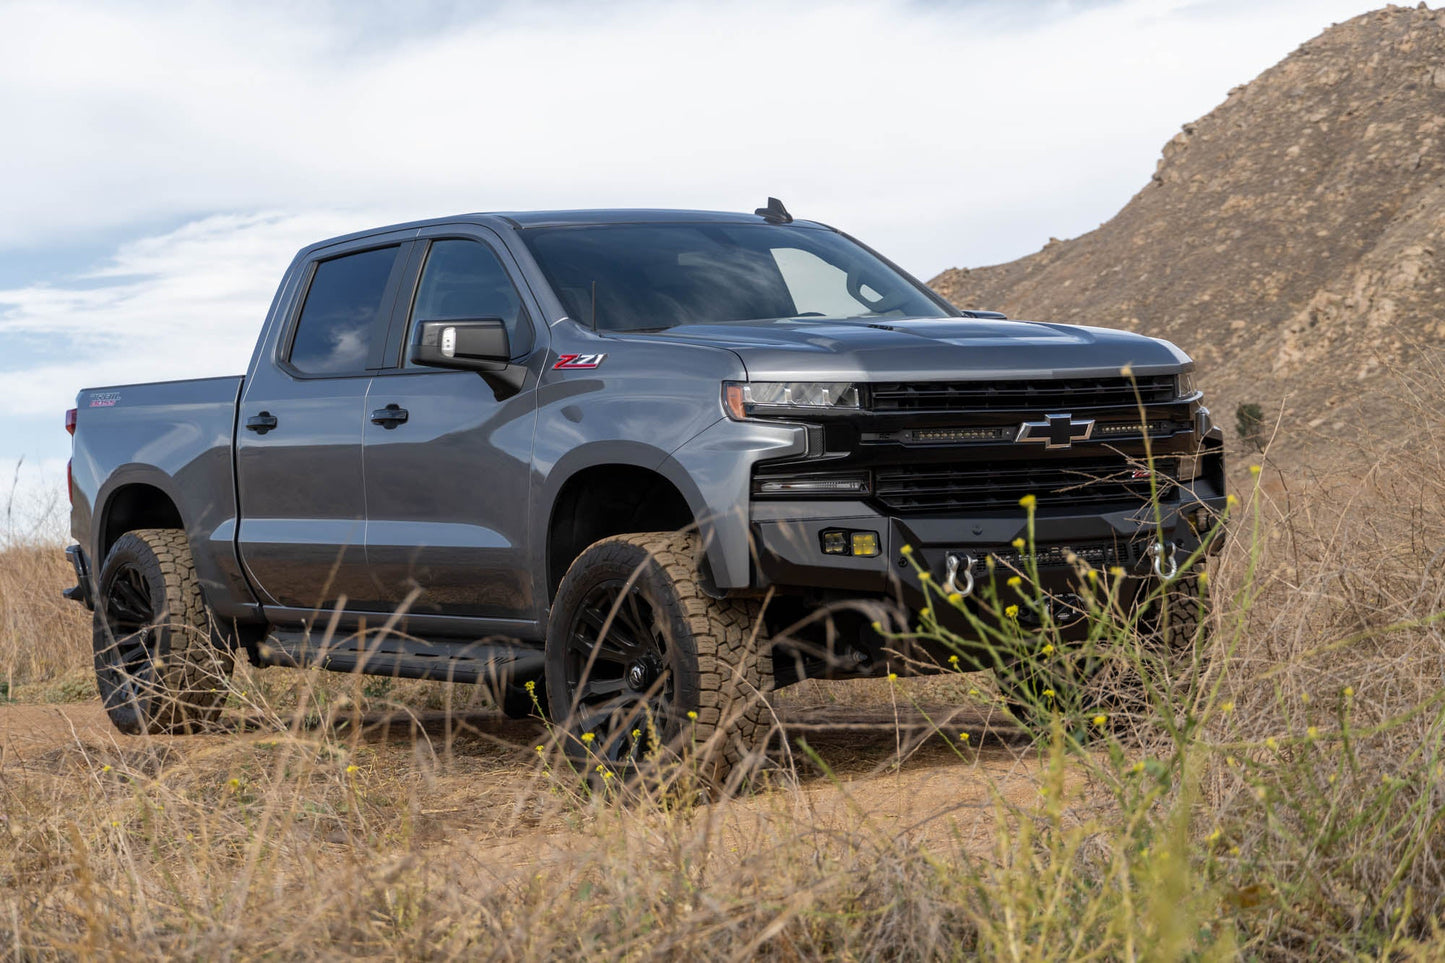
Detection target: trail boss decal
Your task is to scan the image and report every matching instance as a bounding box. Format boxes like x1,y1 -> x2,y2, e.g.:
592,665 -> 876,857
553,353 -> 607,370
88,391 -> 121,408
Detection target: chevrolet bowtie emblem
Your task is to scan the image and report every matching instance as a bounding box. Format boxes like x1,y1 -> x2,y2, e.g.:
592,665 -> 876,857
1016,413 -> 1095,450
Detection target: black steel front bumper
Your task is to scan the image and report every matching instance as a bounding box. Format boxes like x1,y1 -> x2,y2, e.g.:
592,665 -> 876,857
749,477 -> 1228,625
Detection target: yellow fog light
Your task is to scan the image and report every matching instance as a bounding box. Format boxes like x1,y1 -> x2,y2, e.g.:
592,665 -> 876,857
851,531 -> 880,557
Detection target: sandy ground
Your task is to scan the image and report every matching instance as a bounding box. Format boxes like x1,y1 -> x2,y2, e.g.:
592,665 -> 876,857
1,697 -> 1083,863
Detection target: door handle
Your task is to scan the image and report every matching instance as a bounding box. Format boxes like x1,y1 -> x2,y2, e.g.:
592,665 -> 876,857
370,404 -> 409,429
245,412 -> 278,434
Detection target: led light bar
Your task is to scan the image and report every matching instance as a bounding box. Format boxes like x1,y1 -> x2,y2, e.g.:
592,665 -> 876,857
1092,421 -> 1178,438
754,474 -> 871,496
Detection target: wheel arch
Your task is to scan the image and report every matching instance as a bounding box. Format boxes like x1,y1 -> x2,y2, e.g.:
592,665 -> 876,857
96,476 -> 186,562
542,448 -> 724,603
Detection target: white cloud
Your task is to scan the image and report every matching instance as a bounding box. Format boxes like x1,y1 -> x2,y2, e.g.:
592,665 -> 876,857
0,0 -> 1373,276
0,210 -> 387,418
0,456 -> 70,543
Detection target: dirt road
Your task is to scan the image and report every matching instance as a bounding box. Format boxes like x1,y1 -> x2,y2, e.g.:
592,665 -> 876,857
2,696 -> 1069,857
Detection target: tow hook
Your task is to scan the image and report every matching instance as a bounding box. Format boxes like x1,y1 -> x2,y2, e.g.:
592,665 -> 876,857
1148,540 -> 1179,580
943,553 -> 976,597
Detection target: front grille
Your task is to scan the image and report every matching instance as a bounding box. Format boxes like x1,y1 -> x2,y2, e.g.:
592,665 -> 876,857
868,375 -> 1177,413
873,457 -> 1178,514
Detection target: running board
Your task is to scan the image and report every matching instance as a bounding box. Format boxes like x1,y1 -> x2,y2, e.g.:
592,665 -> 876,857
253,630 -> 545,685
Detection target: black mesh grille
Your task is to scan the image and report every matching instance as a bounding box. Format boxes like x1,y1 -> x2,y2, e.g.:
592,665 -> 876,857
868,375 -> 1177,413
873,457 -> 1178,514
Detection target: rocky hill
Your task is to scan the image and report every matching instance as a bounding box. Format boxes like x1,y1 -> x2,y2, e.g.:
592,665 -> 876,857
931,4 -> 1445,466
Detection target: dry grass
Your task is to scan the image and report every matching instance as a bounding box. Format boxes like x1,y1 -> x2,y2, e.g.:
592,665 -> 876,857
4,385 -> 1445,958
0,539 -> 91,700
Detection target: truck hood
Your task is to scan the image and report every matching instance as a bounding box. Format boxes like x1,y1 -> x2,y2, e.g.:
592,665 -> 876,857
612,316 -> 1190,381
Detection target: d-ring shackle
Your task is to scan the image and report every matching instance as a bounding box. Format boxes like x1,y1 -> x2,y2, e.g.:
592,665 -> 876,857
1149,540 -> 1178,580
943,553 -> 976,597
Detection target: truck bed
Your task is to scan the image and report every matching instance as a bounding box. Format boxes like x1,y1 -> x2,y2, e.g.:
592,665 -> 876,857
69,375 -> 251,618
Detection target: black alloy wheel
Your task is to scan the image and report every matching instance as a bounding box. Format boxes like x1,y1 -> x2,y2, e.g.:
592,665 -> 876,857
560,577 -> 674,768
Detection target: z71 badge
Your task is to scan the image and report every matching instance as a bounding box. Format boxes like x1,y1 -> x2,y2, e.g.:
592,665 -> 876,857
553,353 -> 607,370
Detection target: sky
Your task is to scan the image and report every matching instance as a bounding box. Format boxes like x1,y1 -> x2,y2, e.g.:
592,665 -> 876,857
0,0 -> 1378,539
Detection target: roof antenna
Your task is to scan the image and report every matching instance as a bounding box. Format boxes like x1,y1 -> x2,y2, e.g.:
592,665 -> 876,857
755,197 -> 793,224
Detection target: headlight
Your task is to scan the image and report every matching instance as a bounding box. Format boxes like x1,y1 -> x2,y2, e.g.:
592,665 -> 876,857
723,381 -> 860,420
1175,371 -> 1199,399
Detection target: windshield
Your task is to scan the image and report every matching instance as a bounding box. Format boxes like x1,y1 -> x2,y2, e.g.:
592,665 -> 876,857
521,223 -> 956,332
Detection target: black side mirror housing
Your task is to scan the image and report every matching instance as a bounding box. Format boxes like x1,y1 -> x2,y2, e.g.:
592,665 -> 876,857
410,318 -> 512,370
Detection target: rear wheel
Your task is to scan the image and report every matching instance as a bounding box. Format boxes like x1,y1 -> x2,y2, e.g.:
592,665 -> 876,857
544,532 -> 772,787
93,529 -> 232,734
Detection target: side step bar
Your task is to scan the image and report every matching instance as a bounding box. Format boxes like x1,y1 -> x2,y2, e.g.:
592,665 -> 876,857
253,630 -> 544,686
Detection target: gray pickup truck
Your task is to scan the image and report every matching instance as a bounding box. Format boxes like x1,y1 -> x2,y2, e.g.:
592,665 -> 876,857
64,200 -> 1225,778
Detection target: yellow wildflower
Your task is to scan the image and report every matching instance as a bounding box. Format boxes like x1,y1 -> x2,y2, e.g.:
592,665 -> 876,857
887,672 -> 898,681
1042,689 -> 1055,699
1306,726 -> 1319,740
1220,701 -> 1234,714
1011,537 -> 1026,550
1019,494 -> 1037,510
959,732 -> 970,742
1041,644 -> 1054,656
581,732 -> 596,743
1005,604 -> 1019,618
1007,575 -> 1022,588
947,654 -> 960,665
900,544 -> 913,556
1249,464 -> 1262,477
686,710 -> 698,721
1092,714 -> 1107,728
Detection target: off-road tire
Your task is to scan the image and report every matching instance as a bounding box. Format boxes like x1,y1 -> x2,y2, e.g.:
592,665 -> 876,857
998,574 -> 1210,739
93,528 -> 232,734
544,532 -> 772,788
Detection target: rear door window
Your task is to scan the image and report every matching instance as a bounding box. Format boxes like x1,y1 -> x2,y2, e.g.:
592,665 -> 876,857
288,246 -> 401,375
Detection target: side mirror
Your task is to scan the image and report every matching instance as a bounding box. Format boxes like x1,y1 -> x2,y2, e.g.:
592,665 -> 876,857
410,318 -> 511,371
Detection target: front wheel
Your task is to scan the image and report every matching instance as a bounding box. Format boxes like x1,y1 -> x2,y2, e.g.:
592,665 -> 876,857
544,532 -> 772,787
93,529 -> 232,734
